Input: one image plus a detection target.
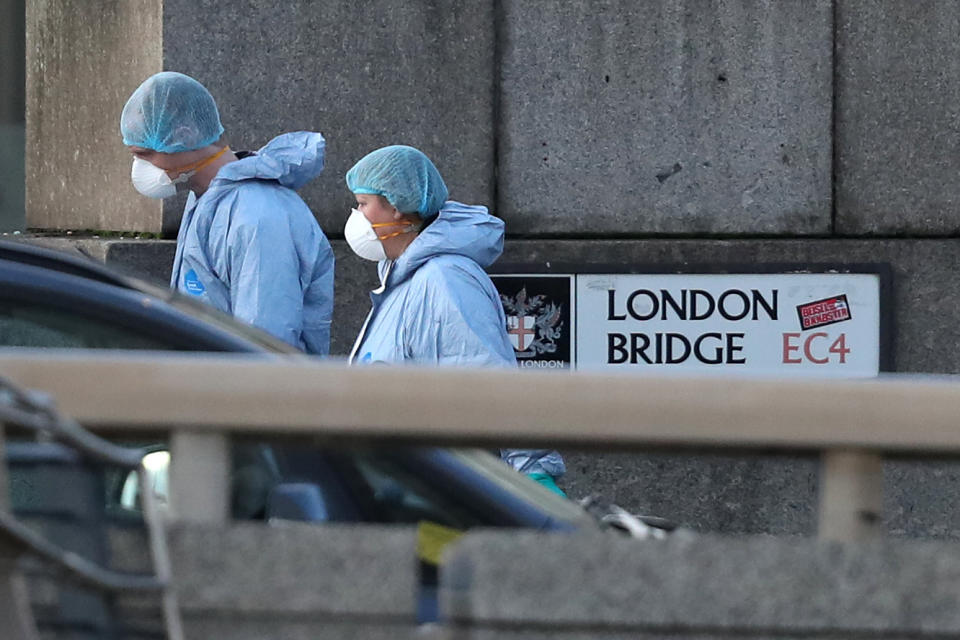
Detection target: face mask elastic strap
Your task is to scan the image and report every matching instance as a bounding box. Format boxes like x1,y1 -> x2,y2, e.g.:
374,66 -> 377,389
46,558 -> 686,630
370,219 -> 416,241
370,220 -> 413,229
376,229 -> 410,241
171,145 -> 231,176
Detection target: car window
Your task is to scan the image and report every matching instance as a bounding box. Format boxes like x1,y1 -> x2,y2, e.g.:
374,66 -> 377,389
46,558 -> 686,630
343,453 -> 484,530
111,445 -> 488,530
0,300 -> 176,349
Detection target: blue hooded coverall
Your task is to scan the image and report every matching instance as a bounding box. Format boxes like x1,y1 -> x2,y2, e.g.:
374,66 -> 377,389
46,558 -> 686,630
170,131 -> 334,354
349,200 -> 566,480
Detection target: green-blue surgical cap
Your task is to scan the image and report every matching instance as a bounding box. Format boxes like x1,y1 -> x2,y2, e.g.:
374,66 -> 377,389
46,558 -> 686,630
346,145 -> 449,216
120,72 -> 225,153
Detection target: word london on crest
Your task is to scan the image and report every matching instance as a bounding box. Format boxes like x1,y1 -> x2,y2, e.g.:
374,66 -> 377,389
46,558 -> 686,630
606,287 -> 778,366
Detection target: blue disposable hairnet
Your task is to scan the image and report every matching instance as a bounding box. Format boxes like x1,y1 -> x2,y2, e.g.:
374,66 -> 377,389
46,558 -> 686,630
346,145 -> 449,216
120,72 -> 225,153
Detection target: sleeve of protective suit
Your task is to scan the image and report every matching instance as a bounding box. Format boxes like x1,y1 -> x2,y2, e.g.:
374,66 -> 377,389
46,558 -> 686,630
402,258 -> 515,367
226,206 -> 305,349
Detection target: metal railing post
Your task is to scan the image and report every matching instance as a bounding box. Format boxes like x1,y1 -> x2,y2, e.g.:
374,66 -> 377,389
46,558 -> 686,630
170,432 -> 229,524
818,449 -> 884,542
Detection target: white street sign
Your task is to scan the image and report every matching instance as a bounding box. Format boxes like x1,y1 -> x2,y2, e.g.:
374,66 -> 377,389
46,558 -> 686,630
575,273 -> 880,376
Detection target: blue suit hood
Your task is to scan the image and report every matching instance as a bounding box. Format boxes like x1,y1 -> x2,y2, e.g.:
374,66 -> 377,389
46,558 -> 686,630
214,131 -> 325,190
386,201 -> 504,286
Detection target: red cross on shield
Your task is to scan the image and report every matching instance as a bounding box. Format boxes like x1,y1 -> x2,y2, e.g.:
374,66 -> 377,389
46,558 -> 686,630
507,315 -> 536,351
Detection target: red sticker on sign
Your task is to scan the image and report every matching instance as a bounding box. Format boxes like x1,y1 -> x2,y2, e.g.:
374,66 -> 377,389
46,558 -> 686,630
796,295 -> 851,330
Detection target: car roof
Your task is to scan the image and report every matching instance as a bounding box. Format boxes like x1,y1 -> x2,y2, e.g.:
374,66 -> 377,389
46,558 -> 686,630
0,242 -> 301,354
0,240 -> 140,288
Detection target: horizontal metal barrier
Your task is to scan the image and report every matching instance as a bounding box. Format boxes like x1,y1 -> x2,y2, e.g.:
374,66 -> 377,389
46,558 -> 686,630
1,349 -> 956,541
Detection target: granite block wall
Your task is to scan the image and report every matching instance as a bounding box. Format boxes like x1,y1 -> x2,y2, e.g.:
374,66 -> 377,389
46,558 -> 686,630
498,0 -> 833,234
160,0 -> 496,236
25,0 -> 960,236
836,0 -> 960,234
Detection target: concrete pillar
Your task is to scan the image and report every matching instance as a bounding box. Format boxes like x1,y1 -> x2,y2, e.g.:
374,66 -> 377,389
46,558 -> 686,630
25,0 -> 162,232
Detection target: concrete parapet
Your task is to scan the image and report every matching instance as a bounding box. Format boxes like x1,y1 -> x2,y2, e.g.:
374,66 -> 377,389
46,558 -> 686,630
109,523 -> 423,639
441,531 -> 960,637
836,0 -> 960,234
168,523 -> 417,617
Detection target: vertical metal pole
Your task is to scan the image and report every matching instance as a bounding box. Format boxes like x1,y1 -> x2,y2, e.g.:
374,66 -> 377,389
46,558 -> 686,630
140,461 -> 184,640
818,449 -> 884,541
169,431 -> 229,524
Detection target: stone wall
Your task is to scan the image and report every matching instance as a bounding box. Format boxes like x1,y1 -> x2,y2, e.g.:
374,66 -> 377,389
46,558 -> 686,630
836,1 -> 960,233
28,523 -> 427,639
499,0 -> 832,235
161,0 -> 496,237
442,530 -> 960,638
47,522 -> 960,639
30,0 -> 960,237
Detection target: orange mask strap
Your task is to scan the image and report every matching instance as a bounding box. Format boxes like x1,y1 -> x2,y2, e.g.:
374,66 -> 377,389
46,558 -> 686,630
371,220 -> 416,241
171,145 -> 231,174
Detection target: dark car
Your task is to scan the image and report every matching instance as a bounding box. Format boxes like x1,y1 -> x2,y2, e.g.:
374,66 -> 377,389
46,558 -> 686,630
0,240 -> 589,524
0,240 -> 608,622
0,239 -> 595,522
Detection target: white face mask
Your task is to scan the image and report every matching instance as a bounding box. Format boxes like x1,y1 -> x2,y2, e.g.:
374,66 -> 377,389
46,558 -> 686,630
344,208 -> 388,262
130,157 -> 192,199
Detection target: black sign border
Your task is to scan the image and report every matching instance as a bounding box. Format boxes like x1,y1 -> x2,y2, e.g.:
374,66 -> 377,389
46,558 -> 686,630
488,262 -> 896,373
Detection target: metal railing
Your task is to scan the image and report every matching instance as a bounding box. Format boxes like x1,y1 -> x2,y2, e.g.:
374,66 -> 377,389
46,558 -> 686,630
0,369 -> 184,640
2,350 -> 957,542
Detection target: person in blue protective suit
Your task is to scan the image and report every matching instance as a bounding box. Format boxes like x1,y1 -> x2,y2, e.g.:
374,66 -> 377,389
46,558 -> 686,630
344,145 -> 565,495
119,72 -> 334,354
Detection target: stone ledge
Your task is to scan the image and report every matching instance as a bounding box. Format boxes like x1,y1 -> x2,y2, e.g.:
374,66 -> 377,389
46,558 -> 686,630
442,531 -> 960,633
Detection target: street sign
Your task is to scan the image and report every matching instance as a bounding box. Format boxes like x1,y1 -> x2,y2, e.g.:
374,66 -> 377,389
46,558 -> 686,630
492,267 -> 890,376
